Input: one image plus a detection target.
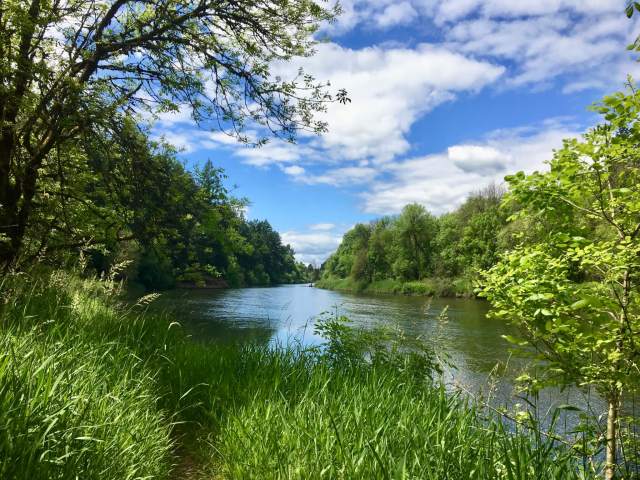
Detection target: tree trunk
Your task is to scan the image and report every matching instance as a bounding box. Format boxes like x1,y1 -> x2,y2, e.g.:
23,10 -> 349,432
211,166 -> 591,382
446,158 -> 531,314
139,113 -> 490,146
605,391 -> 619,480
0,142 -> 20,269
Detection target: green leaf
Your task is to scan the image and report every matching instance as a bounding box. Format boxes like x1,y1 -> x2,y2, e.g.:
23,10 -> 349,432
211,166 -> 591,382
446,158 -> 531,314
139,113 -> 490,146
502,335 -> 527,346
570,299 -> 589,310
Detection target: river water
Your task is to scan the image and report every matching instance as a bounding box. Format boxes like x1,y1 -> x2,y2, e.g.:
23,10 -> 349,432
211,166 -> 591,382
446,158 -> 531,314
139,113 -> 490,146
156,283 -> 608,422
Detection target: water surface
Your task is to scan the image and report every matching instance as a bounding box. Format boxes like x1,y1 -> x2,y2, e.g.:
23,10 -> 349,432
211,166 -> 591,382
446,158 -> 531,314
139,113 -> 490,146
157,284 -> 605,418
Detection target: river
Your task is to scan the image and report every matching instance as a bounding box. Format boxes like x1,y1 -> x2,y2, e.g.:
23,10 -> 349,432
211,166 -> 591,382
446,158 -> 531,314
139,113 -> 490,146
156,283 -> 606,423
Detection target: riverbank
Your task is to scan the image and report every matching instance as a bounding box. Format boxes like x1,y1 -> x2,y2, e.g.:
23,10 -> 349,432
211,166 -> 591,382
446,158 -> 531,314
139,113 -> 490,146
315,275 -> 476,298
0,271 -> 594,479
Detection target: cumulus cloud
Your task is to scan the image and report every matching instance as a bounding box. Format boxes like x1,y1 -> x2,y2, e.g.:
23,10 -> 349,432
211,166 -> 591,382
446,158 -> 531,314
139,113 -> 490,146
445,11 -> 632,88
361,119 -> 582,215
448,145 -> 510,175
321,0 -> 421,34
320,0 -> 634,92
280,230 -> 343,265
374,2 -> 418,28
294,166 -> 379,186
237,140 -> 304,166
283,165 -> 305,176
273,42 -> 504,165
428,0 -> 621,24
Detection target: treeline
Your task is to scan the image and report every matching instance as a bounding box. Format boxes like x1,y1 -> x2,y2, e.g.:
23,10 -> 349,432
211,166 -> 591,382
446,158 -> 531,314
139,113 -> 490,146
319,184 -> 510,296
9,117 -> 308,290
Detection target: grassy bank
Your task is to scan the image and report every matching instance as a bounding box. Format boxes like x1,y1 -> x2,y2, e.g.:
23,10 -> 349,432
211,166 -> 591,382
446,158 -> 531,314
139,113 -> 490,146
0,271 -> 595,479
315,275 -> 476,298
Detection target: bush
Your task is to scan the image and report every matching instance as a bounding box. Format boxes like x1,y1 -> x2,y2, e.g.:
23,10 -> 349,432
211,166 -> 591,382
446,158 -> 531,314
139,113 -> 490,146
400,280 -> 431,295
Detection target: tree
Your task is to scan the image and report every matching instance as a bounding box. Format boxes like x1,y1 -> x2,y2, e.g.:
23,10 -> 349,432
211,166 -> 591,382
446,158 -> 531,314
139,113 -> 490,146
480,84 -> 640,479
347,223 -> 372,281
368,217 -> 394,281
13,115 -> 180,265
456,184 -> 505,271
0,0 -> 346,268
394,204 -> 438,280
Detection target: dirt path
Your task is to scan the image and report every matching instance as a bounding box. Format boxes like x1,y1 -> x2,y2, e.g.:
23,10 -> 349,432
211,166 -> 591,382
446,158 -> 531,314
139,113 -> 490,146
172,450 -> 200,479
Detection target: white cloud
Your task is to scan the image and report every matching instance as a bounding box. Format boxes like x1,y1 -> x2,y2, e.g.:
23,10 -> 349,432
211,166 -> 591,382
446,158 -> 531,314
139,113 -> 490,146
375,2 -> 418,28
309,223 -> 336,231
233,139 -> 307,166
320,0 -> 362,35
319,0 -> 634,92
321,0 -> 623,33
280,230 -> 343,265
445,12 -> 633,88
448,145 -> 510,175
206,131 -> 248,146
274,42 -> 504,165
283,165 -> 306,176
361,119 -> 582,215
296,165 -> 379,186
321,0 -> 419,34
429,0 -> 621,24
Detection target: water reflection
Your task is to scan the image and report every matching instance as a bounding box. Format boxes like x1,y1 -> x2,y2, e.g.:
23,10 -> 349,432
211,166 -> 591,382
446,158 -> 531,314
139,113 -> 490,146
155,284 -> 607,422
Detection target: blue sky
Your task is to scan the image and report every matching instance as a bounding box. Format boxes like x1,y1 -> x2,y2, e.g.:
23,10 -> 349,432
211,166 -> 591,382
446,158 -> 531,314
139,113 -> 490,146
152,0 -> 639,264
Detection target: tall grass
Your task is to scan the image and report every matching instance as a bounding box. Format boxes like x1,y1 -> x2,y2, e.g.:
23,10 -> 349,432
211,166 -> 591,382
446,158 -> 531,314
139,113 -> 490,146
0,272 -> 173,480
0,270 -> 598,479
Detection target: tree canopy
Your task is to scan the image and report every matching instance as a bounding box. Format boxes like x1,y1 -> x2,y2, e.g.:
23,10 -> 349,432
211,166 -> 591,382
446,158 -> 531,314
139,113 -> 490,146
0,0 -> 345,267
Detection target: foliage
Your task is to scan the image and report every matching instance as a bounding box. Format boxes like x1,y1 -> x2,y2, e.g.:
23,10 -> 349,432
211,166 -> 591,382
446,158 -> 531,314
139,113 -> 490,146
314,314 -> 441,377
320,185 -> 507,296
480,83 -> 640,479
0,111 -> 307,289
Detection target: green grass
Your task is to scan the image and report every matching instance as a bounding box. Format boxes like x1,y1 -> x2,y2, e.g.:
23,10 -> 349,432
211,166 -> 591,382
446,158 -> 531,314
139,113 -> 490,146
0,273 -> 173,480
0,270 -> 597,479
316,275 -> 476,298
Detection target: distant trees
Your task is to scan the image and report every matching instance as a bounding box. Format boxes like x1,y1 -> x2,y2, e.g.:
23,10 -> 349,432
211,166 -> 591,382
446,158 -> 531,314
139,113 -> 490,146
368,218 -> 394,281
110,153 -> 310,289
0,0 -> 344,268
322,185 -> 507,289
393,204 -> 438,280
236,220 -> 303,286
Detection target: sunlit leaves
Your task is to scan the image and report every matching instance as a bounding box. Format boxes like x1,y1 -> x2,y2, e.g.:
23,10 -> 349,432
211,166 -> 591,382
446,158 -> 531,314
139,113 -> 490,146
480,83 -> 640,401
